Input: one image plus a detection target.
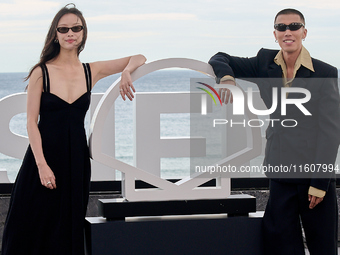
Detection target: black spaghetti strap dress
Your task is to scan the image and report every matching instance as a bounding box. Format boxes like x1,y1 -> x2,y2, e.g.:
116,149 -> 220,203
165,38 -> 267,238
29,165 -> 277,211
2,63 -> 92,255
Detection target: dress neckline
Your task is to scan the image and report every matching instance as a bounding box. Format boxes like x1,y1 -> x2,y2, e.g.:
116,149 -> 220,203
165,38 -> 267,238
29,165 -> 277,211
43,91 -> 90,105
41,63 -> 92,96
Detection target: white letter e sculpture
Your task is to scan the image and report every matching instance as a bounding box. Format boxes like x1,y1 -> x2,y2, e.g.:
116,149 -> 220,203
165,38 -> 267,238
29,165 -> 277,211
89,58 -> 262,202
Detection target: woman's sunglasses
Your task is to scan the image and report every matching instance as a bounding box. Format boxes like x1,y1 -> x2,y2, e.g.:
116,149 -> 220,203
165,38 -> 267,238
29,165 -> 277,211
56,25 -> 84,34
274,23 -> 304,32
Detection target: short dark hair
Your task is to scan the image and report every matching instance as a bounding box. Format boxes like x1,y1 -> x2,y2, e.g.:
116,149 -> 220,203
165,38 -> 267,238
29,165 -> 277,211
274,8 -> 305,24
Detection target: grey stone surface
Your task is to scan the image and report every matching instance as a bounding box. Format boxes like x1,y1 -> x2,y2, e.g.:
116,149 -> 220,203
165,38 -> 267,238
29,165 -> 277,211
0,189 -> 339,254
0,195 -> 10,254
231,190 -> 270,211
86,193 -> 121,217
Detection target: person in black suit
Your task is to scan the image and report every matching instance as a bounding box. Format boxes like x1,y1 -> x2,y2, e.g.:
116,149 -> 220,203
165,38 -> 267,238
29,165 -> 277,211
209,8 -> 340,255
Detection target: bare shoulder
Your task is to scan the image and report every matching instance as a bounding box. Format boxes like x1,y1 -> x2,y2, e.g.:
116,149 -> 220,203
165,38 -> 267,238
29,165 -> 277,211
27,66 -> 44,92
29,66 -> 43,88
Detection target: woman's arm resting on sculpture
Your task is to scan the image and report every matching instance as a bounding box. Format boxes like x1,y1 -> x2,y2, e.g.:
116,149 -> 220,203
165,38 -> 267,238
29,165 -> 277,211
90,54 -> 147,101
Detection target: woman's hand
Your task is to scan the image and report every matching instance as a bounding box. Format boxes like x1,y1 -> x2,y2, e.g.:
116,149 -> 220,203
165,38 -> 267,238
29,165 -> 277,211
90,54 -> 146,97
120,70 -> 136,101
38,163 -> 57,189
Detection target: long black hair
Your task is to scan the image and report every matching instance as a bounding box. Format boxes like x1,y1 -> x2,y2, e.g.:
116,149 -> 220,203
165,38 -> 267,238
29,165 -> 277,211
25,3 -> 87,81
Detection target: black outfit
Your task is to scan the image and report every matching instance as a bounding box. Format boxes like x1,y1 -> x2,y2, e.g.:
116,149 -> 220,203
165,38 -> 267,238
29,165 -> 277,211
209,48 -> 340,254
2,63 -> 92,255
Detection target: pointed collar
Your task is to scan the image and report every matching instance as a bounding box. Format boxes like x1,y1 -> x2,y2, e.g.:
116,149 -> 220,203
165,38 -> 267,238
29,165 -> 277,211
274,46 -> 315,78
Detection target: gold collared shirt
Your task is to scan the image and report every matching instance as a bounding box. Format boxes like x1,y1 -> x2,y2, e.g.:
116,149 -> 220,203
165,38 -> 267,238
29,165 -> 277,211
274,46 -> 315,87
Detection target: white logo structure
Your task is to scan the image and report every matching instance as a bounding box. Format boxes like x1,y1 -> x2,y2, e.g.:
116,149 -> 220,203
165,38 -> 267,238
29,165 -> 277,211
0,93 -> 28,183
89,58 -> 262,202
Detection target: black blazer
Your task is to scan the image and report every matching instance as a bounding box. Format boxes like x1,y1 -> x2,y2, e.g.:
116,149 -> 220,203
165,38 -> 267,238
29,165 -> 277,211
209,48 -> 340,191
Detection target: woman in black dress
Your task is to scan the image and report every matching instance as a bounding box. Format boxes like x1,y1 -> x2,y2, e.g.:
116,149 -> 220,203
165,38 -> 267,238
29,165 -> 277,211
1,4 -> 146,255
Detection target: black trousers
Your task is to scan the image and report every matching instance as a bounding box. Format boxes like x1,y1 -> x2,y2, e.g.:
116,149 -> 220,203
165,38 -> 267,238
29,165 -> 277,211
263,180 -> 338,255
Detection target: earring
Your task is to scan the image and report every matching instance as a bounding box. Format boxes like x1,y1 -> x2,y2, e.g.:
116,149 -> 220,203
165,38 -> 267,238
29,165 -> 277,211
275,39 -> 278,43
303,38 -> 305,41
54,39 -> 59,43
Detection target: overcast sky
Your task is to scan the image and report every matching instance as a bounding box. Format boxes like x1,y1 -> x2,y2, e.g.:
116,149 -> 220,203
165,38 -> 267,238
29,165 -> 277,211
0,0 -> 339,72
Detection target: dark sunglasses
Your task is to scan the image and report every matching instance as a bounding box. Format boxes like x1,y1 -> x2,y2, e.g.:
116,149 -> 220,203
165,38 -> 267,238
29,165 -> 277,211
56,25 -> 84,34
274,22 -> 304,32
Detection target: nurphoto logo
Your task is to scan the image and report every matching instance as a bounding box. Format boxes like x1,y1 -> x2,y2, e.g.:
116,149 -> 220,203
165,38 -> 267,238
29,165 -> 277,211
199,84 -> 311,116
